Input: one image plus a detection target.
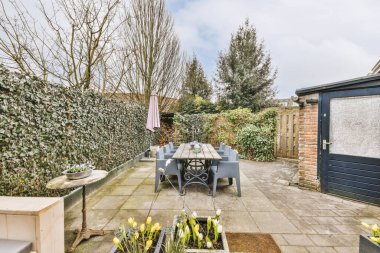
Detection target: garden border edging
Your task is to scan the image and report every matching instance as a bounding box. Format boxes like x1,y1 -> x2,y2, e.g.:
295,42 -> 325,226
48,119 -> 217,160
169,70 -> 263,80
63,149 -> 149,210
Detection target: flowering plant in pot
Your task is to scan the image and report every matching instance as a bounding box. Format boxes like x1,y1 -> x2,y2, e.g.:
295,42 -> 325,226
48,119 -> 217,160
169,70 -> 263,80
360,223 -> 380,253
62,162 -> 95,180
110,217 -> 165,253
171,209 -> 229,252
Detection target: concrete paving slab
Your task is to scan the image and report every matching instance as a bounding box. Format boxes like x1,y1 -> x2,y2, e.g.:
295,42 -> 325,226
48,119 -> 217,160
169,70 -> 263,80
91,196 -> 128,210
282,234 -> 315,246
250,211 -> 300,233
221,211 -> 260,233
120,195 -> 155,210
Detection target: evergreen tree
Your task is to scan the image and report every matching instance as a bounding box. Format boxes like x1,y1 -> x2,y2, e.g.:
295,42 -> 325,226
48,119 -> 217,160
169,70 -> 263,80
181,55 -> 212,99
176,55 -> 214,113
215,19 -> 277,112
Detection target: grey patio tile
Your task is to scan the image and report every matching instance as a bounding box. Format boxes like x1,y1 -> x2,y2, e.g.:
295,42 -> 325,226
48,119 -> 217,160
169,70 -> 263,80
250,211 -> 300,233
103,209 -> 150,230
213,195 -> 246,211
334,224 -> 367,234
282,234 -> 315,246
332,209 -> 359,217
120,195 -> 155,210
132,184 -> 156,196
91,196 -> 128,210
128,171 -> 151,178
306,246 -> 338,253
301,217 -> 319,225
221,211 -> 260,233
141,177 -> 155,185
148,209 -> 179,227
308,234 -> 341,247
271,234 -> 288,246
240,187 -> 266,198
151,195 -> 184,210
241,197 -> 278,211
334,217 -> 360,225
104,185 -> 137,195
280,246 -> 308,253
356,217 -> 380,224
182,195 -> 215,211
115,177 -> 145,186
311,224 -> 342,235
289,219 -> 317,234
72,239 -> 114,253
333,235 -> 359,247
313,216 -> 341,225
65,209 -> 118,231
334,246 -> 359,253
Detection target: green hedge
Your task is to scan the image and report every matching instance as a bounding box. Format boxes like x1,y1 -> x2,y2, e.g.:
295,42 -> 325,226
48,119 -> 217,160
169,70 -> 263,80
173,108 -> 277,161
0,66 -> 151,196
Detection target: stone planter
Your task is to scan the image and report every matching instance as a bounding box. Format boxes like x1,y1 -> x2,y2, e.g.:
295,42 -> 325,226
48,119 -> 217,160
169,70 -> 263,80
62,169 -> 93,180
108,228 -> 166,253
359,234 -> 380,253
172,216 -> 230,253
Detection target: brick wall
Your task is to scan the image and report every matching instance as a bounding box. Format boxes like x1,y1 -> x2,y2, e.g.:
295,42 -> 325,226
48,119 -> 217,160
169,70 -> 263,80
298,93 -> 320,190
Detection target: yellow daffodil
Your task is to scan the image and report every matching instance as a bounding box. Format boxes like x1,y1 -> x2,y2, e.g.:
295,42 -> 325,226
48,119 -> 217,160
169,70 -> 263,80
370,237 -> 380,243
362,222 -> 370,229
134,231 -> 139,240
146,216 -> 152,224
140,223 -> 146,232
132,222 -> 137,228
113,237 -> 120,245
194,224 -> 199,233
128,217 -> 135,226
146,239 -> 153,250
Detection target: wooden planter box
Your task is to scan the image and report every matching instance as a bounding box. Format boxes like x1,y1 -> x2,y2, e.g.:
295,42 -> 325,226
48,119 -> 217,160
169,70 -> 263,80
172,216 -> 230,253
109,228 -> 166,253
359,234 -> 380,253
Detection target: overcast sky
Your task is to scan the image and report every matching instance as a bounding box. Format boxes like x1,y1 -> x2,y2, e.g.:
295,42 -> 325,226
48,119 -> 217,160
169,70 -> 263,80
166,0 -> 380,98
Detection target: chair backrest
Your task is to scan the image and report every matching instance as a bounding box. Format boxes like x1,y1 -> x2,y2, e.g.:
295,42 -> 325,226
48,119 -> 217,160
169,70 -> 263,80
169,142 -> 174,150
163,145 -> 170,153
156,148 -> 164,159
228,149 -> 239,161
219,142 -> 225,151
224,145 -> 231,155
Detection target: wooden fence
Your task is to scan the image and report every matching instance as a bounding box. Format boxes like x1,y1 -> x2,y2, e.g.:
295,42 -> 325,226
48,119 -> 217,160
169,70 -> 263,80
275,107 -> 299,159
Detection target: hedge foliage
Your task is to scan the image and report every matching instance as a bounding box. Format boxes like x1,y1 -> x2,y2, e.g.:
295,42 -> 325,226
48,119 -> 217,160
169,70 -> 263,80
0,66 -> 151,196
173,108 -> 277,161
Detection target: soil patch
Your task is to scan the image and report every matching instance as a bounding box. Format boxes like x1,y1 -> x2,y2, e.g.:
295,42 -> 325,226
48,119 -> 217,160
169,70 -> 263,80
226,233 -> 281,253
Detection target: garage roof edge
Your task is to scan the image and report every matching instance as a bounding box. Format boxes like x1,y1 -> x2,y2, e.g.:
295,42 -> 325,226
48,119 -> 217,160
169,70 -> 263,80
295,74 -> 380,96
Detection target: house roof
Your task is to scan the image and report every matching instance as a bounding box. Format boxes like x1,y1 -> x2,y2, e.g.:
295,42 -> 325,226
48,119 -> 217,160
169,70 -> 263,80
372,59 -> 380,74
295,73 -> 380,96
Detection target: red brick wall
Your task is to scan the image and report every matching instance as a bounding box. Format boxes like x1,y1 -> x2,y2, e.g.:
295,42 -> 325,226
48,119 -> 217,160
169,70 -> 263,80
298,93 -> 320,190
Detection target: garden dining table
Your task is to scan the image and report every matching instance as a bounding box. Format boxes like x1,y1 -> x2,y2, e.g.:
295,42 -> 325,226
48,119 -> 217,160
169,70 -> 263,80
172,143 -> 222,195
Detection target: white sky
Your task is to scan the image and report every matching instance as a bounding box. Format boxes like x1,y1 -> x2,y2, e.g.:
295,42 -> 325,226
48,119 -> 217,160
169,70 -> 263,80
167,0 -> 380,98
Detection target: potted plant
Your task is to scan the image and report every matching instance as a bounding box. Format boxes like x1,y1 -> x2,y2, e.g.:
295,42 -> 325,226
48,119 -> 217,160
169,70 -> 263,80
171,209 -> 229,253
62,162 -> 95,180
110,217 -> 166,253
360,223 -> 380,253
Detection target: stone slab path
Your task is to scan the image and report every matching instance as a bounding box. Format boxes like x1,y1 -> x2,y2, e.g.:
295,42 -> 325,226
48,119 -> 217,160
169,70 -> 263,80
64,159 -> 380,253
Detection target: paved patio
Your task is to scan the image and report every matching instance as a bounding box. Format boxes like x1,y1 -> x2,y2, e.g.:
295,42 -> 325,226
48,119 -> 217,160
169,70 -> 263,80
64,159 -> 380,253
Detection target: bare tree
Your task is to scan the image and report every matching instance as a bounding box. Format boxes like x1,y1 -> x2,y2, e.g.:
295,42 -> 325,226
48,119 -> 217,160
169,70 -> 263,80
0,0 -> 127,93
123,0 -> 184,111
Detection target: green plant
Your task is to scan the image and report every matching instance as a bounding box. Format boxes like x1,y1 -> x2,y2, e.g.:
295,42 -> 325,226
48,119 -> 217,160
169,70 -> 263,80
362,222 -> 380,244
65,162 -> 95,173
236,108 -> 277,161
113,217 -> 162,253
174,209 -> 223,250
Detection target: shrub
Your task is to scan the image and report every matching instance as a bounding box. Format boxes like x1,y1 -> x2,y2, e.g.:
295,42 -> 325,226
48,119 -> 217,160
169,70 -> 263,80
236,108 -> 277,161
0,65 -> 151,196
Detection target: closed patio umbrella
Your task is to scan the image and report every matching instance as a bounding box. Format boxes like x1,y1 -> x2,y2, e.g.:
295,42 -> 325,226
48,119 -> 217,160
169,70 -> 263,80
146,93 -> 160,132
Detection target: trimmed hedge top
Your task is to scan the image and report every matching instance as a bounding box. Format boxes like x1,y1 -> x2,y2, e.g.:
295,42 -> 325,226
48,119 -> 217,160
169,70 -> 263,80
0,65 -> 151,196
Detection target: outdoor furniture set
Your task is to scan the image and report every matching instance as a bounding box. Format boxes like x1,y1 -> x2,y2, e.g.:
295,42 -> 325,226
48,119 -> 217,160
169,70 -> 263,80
155,142 -> 241,197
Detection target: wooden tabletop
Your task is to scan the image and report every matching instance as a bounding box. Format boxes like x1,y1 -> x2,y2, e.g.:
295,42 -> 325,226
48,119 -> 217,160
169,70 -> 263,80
46,170 -> 108,190
172,143 -> 222,160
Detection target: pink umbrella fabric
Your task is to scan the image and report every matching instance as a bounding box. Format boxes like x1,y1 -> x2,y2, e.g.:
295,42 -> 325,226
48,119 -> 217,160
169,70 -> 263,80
146,93 -> 160,132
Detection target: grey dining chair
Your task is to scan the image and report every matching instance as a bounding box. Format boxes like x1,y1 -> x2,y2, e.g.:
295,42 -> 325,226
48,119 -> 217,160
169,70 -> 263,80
163,145 -> 174,159
210,149 -> 241,197
155,148 -> 182,193
168,142 -> 177,153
